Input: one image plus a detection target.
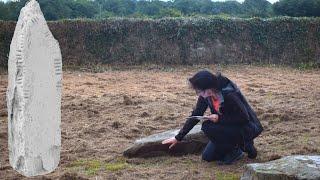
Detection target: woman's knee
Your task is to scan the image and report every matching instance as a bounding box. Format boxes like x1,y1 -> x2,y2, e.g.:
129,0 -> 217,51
202,153 -> 214,162
202,150 -> 219,162
201,141 -> 217,162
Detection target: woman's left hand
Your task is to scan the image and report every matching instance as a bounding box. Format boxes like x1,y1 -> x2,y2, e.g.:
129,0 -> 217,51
204,114 -> 219,123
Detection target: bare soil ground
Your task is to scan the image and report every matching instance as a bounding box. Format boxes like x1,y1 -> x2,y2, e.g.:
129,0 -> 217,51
1,65 -> 320,180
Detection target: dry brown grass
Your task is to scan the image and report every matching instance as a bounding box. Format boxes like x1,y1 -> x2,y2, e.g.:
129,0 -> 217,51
1,65 -> 319,179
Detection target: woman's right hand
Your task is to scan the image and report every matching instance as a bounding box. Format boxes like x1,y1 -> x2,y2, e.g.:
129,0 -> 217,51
162,137 -> 178,149
204,114 -> 219,123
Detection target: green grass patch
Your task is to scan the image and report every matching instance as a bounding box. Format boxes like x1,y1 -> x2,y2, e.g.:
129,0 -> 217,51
69,159 -> 103,176
105,162 -> 129,172
215,171 -> 241,180
105,157 -> 130,172
83,159 -> 102,175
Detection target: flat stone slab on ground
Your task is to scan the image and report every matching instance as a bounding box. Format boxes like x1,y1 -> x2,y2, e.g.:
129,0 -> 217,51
241,155 -> 320,180
123,125 -> 209,158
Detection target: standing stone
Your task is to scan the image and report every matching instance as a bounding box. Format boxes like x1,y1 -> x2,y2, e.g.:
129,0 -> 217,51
123,125 -> 209,158
6,0 -> 62,177
241,155 -> 320,180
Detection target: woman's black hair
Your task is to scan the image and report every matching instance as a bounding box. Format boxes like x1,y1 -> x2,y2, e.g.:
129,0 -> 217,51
188,70 -> 220,91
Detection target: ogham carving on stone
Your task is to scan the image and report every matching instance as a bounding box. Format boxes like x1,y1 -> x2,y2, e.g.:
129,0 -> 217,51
6,0 -> 62,177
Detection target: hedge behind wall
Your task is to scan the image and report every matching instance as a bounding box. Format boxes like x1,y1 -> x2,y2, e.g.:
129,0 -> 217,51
1,17 -> 320,68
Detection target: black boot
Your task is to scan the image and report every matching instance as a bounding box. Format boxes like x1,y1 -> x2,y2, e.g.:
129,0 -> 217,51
244,141 -> 257,159
219,147 -> 244,165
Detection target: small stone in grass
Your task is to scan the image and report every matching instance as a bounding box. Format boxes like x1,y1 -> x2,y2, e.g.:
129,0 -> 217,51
140,112 -> 150,117
123,95 -> 133,105
112,121 -> 121,129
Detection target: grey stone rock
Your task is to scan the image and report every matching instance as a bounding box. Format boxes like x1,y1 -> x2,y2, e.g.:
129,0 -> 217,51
6,0 -> 62,177
123,125 -> 209,158
241,155 -> 320,180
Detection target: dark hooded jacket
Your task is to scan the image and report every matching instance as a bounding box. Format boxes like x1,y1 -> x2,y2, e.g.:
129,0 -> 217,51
175,73 -> 263,145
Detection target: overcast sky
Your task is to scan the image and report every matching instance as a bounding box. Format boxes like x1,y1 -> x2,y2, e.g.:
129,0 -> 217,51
1,0 -> 280,3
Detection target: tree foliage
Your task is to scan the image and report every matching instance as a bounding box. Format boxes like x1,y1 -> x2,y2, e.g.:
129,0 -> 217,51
0,0 -> 320,21
274,0 -> 320,17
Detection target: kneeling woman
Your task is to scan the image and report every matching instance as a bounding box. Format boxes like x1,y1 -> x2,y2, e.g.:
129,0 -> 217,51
162,70 -> 263,164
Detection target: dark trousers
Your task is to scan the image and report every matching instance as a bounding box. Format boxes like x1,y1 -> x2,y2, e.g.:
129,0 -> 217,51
201,121 -> 243,162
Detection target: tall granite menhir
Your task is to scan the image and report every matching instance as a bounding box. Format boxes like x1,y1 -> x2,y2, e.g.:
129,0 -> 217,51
6,0 -> 62,177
